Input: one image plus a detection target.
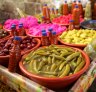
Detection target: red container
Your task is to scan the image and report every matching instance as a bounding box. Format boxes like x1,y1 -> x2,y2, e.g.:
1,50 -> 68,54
0,37 -> 41,65
19,45 -> 90,89
26,29 -> 64,39
58,37 -> 87,49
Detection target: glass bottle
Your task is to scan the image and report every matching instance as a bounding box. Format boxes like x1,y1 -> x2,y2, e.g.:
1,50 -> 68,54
93,2 -> 96,19
84,0 -> 92,20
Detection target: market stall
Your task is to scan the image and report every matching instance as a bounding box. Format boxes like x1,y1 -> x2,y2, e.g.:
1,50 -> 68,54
0,0 -> 96,92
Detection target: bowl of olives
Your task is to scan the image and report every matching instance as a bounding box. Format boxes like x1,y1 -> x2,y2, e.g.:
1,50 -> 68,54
0,36 -> 41,64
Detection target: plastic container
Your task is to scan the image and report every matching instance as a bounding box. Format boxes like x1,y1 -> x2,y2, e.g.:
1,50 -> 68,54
71,0 -> 77,13
18,23 -> 26,36
11,24 -> 18,36
77,0 -> 83,17
51,31 -> 58,45
55,9 -> 58,15
48,28 -> 53,42
41,16 -> 45,23
68,20 -> 74,30
42,4 -> 50,23
41,32 -> 49,46
8,36 -> 21,72
63,1 -> 69,15
72,5 -> 80,29
51,8 -> 55,14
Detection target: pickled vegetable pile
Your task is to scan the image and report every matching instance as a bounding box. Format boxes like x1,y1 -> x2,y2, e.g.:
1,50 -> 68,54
0,36 -> 37,56
4,16 -> 38,30
0,29 -> 9,39
28,23 -> 66,37
59,29 -> 96,45
52,14 -> 83,25
23,45 -> 85,78
35,14 -> 59,22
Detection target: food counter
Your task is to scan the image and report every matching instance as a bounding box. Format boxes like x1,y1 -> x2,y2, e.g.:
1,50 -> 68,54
0,0 -> 96,92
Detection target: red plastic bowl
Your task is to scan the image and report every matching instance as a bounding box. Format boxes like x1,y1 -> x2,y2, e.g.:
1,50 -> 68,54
58,37 -> 87,49
52,14 -> 84,27
0,37 -> 41,65
26,29 -> 64,39
52,22 -> 69,27
19,45 -> 90,90
3,26 -> 11,32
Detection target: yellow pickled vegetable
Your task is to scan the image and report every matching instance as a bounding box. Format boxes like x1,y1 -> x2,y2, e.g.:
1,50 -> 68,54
60,29 -> 96,45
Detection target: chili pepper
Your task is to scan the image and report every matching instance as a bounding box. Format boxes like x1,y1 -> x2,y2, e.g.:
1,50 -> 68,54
77,56 -> 82,65
59,61 -> 67,71
74,59 -> 85,73
38,61 -> 46,70
39,71 -> 57,76
66,52 -> 80,62
50,63 -> 57,71
59,64 -> 70,77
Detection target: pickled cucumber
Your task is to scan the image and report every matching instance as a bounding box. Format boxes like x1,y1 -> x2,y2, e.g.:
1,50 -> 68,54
23,45 -> 85,78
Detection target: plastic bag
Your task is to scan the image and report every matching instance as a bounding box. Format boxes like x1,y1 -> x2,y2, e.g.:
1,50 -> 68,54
84,38 -> 96,60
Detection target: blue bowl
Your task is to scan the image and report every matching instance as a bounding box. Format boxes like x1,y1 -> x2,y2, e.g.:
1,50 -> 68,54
80,20 -> 96,30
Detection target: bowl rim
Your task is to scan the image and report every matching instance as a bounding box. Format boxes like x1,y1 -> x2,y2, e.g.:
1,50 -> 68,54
3,26 -> 11,32
25,29 -> 41,38
0,37 -> 41,58
58,37 -> 87,48
26,29 -> 66,38
52,22 -> 69,26
19,45 -> 90,81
